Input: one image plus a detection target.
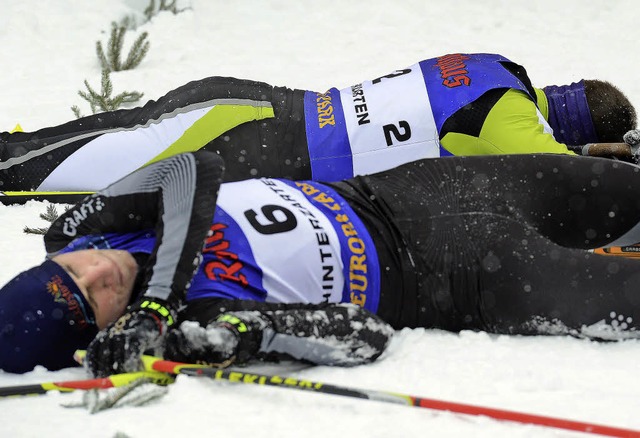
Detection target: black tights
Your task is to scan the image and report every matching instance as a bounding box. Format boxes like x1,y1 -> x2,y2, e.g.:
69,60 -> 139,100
335,154 -> 640,338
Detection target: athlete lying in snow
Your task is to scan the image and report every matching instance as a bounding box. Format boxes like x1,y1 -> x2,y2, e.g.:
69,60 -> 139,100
1,53 -> 636,202
2,151 -> 640,375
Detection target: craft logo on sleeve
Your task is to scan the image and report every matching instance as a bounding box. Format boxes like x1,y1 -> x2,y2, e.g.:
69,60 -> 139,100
62,195 -> 105,237
436,53 -> 471,88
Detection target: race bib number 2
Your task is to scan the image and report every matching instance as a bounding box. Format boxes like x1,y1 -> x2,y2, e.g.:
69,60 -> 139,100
339,64 -> 439,175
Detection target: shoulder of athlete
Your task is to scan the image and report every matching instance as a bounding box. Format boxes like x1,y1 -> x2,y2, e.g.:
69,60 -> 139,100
443,88 -> 575,156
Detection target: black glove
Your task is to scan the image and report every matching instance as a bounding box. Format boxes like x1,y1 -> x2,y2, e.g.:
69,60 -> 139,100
86,299 -> 177,377
623,129 -> 640,163
164,312 -> 267,367
623,129 -> 640,146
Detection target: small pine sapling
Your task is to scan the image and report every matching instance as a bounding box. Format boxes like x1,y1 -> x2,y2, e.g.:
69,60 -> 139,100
72,70 -> 144,117
96,21 -> 150,72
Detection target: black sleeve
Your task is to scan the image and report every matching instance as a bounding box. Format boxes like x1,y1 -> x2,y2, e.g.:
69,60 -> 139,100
44,151 -> 224,309
180,298 -> 395,366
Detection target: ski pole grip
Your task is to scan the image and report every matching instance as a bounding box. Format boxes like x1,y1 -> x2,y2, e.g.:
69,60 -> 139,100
581,143 -> 633,159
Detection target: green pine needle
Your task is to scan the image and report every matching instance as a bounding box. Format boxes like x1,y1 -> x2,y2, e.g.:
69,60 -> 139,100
70,0 -> 189,118
73,70 -> 144,116
96,21 -> 150,73
23,204 -> 70,235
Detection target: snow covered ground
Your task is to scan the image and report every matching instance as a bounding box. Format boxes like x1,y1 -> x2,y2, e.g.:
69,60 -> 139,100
1,1 -> 639,436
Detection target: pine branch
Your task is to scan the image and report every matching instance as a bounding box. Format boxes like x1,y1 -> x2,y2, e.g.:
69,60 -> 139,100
71,105 -> 83,119
77,78 -> 101,113
96,21 -> 150,72
73,70 -> 144,115
24,204 -> 64,235
95,40 -> 110,73
71,0 -> 194,118
119,14 -> 138,31
144,0 -> 157,21
23,226 -> 50,235
121,32 -> 150,70
40,204 -> 61,222
144,0 -> 189,22
111,24 -> 127,71
160,0 -> 179,13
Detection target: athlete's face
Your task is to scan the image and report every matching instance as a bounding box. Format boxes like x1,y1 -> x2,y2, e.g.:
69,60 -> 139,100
52,249 -> 138,329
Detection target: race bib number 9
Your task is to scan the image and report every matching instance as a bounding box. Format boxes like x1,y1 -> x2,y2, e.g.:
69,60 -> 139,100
200,179 -> 345,305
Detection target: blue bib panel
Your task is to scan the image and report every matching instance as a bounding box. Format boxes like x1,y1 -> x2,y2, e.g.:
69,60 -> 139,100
304,89 -> 353,181
419,53 -> 532,145
304,53 -> 534,169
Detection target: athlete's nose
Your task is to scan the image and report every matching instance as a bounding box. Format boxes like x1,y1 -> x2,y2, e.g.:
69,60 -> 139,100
82,257 -> 115,289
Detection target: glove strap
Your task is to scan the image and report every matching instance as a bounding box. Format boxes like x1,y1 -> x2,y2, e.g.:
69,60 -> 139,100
211,312 -> 269,363
215,313 -> 249,334
136,299 -> 177,334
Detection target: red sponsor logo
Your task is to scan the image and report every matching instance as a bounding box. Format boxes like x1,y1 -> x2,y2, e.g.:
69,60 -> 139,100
436,54 -> 471,88
202,223 -> 248,287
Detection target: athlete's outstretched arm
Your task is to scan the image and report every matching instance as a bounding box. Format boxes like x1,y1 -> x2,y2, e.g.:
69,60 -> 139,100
167,299 -> 395,367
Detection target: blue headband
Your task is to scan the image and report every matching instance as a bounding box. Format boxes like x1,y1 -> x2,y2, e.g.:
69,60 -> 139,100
0,260 -> 97,373
543,80 -> 599,146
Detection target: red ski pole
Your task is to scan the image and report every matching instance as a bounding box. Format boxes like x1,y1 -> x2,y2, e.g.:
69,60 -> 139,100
0,370 -> 173,398
140,355 -> 639,438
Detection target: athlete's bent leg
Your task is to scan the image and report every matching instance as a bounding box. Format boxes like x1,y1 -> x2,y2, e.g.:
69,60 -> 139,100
1,77 -> 310,192
335,154 -> 640,335
467,214 -> 640,340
